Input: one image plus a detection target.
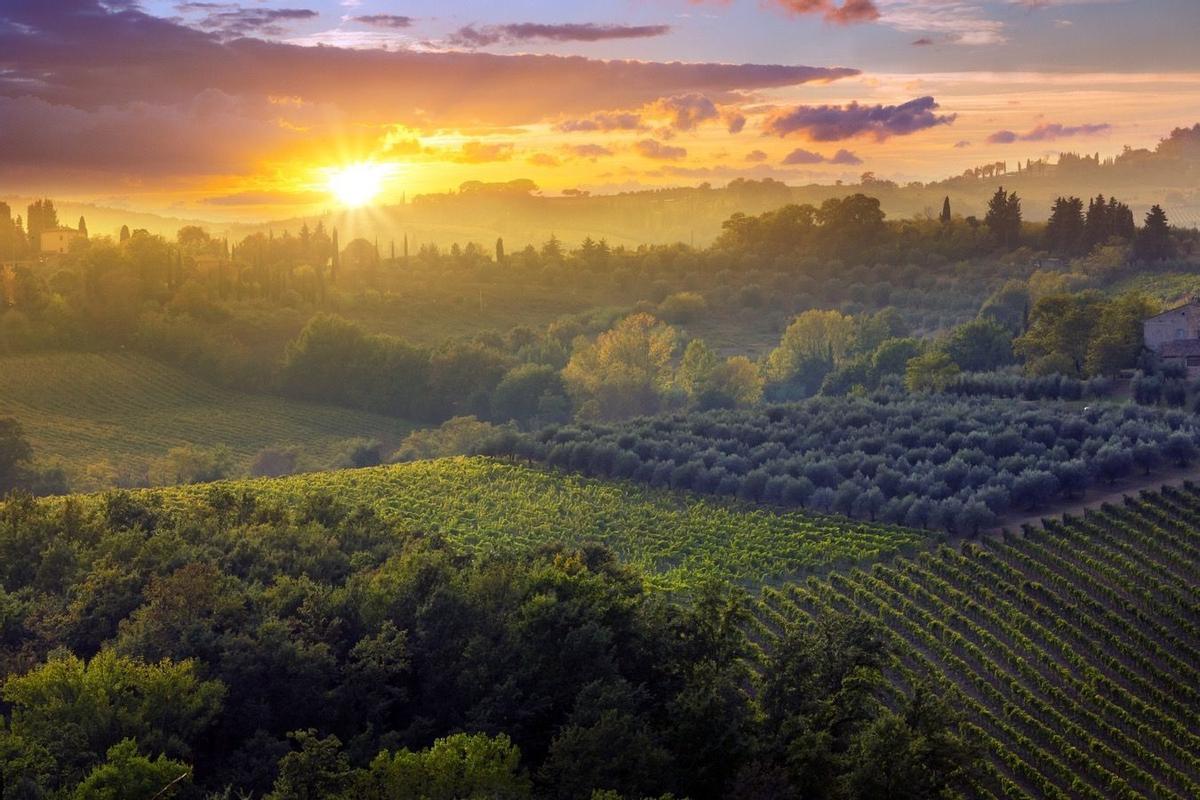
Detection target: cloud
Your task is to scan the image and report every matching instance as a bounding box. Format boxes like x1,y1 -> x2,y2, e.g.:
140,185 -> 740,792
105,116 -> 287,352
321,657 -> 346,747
724,110 -> 747,134
447,22 -> 672,48
986,122 -> 1111,143
780,147 -> 862,165
911,37 -> 934,46
567,144 -> 615,159
0,2 -> 858,126
187,6 -> 319,38
648,93 -> 720,131
770,0 -> 881,25
954,139 -> 972,148
764,96 -> 955,141
876,1 -> 1008,46
744,149 -> 768,162
635,139 -> 688,160
557,112 -> 647,133
527,152 -> 560,167
782,147 -> 825,164
454,141 -> 514,163
350,14 -> 414,29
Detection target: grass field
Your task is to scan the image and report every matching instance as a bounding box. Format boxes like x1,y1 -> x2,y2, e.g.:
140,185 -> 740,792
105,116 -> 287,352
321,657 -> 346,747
0,351 -> 412,486
755,486 -> 1200,800
122,456 -> 927,591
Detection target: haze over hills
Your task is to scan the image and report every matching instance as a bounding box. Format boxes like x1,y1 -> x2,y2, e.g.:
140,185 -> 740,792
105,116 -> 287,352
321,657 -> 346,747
39,123 -> 1197,250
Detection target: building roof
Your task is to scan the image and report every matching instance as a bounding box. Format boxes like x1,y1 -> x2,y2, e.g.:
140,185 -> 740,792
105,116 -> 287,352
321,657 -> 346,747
1144,299 -> 1200,322
1157,339 -> 1200,357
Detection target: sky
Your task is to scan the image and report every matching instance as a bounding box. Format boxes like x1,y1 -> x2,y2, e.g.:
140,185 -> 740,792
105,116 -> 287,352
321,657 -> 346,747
1,0 -> 1198,220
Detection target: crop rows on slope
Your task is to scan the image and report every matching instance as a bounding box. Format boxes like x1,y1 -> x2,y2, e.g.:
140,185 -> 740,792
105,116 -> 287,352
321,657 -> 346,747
499,396 -> 1200,532
752,484 -> 1200,800
0,351 -> 409,471
122,456 -> 926,591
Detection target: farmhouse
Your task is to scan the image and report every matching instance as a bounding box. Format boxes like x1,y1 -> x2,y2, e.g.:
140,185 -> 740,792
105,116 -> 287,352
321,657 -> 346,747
39,226 -> 85,254
1144,299 -> 1200,376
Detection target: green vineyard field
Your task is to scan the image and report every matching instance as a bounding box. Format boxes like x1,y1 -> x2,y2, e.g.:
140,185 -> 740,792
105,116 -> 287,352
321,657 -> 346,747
754,485 -> 1200,800
112,456 -> 927,591
0,351 -> 411,482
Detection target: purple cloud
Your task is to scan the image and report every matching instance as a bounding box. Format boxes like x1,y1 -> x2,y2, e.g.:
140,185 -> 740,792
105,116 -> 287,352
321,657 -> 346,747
764,96 -> 956,141
449,22 -> 672,48
772,0 -> 880,25
352,14 -> 415,29
634,139 -> 687,160
568,143 -> 614,159
650,93 -> 720,131
557,112 -> 646,133
779,147 -> 862,165
986,122 -> 1111,144
745,149 -> 768,162
189,6 -> 318,38
782,147 -> 825,164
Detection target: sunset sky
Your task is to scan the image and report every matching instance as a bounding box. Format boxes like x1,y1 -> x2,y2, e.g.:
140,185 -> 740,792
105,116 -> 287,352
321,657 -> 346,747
2,0 -> 1198,220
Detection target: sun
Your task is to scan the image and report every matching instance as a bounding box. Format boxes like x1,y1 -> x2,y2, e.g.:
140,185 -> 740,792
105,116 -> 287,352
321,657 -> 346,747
326,162 -> 391,207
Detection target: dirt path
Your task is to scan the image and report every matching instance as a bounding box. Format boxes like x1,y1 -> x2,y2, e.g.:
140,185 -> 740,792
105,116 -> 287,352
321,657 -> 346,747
987,464 -> 1200,535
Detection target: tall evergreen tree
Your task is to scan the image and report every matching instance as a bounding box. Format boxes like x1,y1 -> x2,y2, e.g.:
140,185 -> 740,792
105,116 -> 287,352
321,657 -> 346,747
331,228 -> 340,282
495,237 -> 505,263
985,187 -> 1022,249
1135,205 -> 1174,262
1043,196 -> 1085,256
939,196 -> 951,225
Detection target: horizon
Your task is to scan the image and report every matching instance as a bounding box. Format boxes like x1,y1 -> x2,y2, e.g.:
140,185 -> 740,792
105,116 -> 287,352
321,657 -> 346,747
2,1 -> 1199,222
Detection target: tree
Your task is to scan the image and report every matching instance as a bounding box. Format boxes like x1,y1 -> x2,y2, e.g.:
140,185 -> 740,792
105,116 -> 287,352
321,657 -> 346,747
491,364 -> 568,425
0,417 -> 33,492
563,313 -> 678,421
77,216 -> 88,238
496,237 -> 505,263
871,338 -> 922,378
268,730 -> 353,800
939,196 -> 951,225
904,352 -> 960,393
1134,205 -> 1174,262
984,187 -> 1021,249
766,310 -> 857,382
1043,196 -> 1086,257
701,356 -> 765,409
941,319 -> 1013,372
676,339 -> 719,398
119,225 -> 130,243
358,733 -> 530,800
71,739 -> 192,800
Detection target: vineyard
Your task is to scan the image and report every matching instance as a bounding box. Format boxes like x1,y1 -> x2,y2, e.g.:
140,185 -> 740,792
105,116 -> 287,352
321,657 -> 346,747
754,484 -> 1200,800
108,456 -> 925,591
0,351 -> 410,482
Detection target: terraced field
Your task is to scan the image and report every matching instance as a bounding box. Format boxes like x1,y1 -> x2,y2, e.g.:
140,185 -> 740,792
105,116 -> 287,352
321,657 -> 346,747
754,484 -> 1200,800
123,456 -> 927,591
0,351 -> 411,484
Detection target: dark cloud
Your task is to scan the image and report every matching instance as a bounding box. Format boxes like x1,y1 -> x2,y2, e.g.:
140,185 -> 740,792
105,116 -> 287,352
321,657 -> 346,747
764,96 -> 956,141
634,139 -> 687,160
448,22 -> 672,48
557,113 -> 647,133
779,147 -> 861,165
649,94 -> 719,131
954,139 -> 972,148
723,110 -> 747,134
782,147 -> 825,164
912,37 -> 935,46
351,14 -> 415,29
190,6 -> 319,38
0,2 -> 854,124
986,122 -> 1111,144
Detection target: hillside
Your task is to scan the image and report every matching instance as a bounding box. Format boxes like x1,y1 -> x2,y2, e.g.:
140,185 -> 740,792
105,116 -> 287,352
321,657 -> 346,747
0,351 -> 411,486
111,456 -> 926,591
756,486 -> 1200,799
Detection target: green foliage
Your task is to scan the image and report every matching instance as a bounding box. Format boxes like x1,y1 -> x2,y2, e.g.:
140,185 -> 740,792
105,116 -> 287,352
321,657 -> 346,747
1014,291 -> 1158,377
359,733 -> 529,800
392,417 -> 513,462
941,319 -> 1014,372
563,313 -> 678,421
0,417 -> 33,493
903,351 -> 960,393
2,650 -> 223,789
71,739 -> 193,800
